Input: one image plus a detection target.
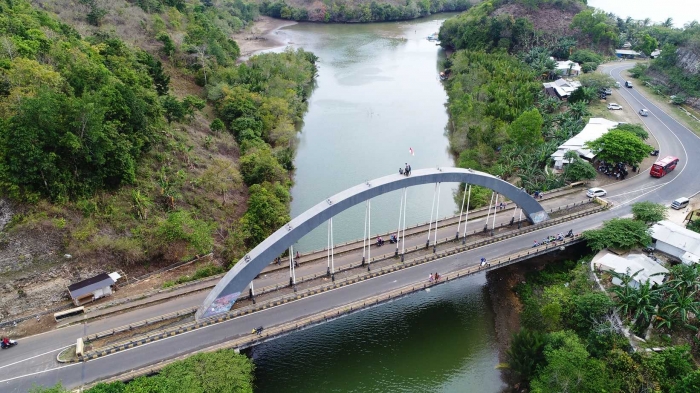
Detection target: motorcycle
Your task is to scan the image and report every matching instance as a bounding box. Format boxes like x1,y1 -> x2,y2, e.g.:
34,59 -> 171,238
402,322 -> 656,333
565,230 -> 574,238
1,339 -> 17,349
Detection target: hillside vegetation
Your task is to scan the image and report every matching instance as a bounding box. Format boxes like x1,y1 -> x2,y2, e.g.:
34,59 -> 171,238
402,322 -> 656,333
0,0 -> 316,320
258,0 -> 475,22
625,21 -> 700,108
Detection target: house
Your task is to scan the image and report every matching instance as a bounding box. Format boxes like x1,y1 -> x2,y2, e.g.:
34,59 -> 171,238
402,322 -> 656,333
595,253 -> 668,289
615,49 -> 642,59
542,78 -> 581,100
554,60 -> 582,76
650,49 -> 662,59
68,272 -> 122,306
550,118 -> 620,169
650,220 -> 700,265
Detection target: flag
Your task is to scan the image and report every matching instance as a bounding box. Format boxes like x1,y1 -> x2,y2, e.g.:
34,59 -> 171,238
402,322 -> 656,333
409,147 -> 414,156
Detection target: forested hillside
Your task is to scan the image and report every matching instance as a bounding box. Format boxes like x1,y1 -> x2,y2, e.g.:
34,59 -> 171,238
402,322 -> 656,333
258,0 -> 475,22
0,0 -> 316,320
626,22 -> 700,109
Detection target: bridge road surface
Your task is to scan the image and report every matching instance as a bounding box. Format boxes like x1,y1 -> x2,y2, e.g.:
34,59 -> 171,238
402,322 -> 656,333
2,63 -> 700,391
0,190 -> 588,382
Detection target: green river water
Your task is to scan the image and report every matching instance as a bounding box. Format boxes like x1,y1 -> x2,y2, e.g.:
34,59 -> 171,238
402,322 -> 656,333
250,15 -> 507,392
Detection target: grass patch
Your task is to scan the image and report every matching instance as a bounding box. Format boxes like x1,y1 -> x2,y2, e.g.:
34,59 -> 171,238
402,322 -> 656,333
162,264 -> 226,288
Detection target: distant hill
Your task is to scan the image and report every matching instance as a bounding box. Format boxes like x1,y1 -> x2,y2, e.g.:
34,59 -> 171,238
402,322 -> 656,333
439,0 -> 616,56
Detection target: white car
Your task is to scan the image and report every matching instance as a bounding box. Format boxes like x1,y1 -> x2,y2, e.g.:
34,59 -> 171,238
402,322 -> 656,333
587,188 -> 607,198
607,103 -> 623,110
639,108 -> 649,116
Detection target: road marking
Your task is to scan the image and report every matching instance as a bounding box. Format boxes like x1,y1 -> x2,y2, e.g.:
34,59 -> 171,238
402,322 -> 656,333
607,183 -> 668,198
0,344 -> 72,371
605,64 -> 700,205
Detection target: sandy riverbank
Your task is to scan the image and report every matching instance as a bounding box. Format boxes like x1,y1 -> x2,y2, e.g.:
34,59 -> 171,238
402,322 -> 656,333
233,16 -> 297,60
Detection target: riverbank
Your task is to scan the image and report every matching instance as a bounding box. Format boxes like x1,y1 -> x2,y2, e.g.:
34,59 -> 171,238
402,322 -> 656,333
486,243 -> 591,363
233,16 -> 297,59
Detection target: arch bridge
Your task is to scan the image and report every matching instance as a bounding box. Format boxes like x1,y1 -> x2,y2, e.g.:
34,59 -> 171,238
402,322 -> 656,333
197,167 -> 549,320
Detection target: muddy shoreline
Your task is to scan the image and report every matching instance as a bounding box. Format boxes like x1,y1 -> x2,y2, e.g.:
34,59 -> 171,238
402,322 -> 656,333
233,16 -> 297,60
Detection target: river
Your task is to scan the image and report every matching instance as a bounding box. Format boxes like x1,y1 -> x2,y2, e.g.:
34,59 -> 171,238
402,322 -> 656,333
250,15 -> 507,392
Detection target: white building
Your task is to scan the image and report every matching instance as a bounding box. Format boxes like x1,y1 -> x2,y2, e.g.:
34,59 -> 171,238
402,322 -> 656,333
550,118 -> 620,169
543,78 -> 582,100
68,272 -> 122,306
554,60 -> 582,76
650,220 -> 700,265
595,253 -> 668,289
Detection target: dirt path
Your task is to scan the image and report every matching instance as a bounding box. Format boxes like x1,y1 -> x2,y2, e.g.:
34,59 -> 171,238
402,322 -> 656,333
233,16 -> 296,60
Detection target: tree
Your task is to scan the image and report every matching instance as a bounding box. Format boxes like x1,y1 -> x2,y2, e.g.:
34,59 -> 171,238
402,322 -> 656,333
672,370 -> 700,393
156,210 -> 214,257
635,34 -> 659,57
563,156 -> 597,182
578,72 -> 615,91
688,219 -> 700,234
200,158 -> 242,204
239,145 -> 287,186
585,130 -> 653,165
162,95 -> 186,124
530,331 -> 617,393
238,183 -> 290,248
631,201 -> 668,223
508,108 -> 543,146
583,218 -> 652,251
505,329 -> 546,385
210,118 -> 225,133
615,123 -> 649,140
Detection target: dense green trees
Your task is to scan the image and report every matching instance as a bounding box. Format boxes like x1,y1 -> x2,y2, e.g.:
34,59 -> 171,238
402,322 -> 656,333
259,0 -> 473,23
509,257 -> 699,391
0,2 -> 163,201
582,218 -> 652,251
585,129 -> 653,166
631,201 -> 668,223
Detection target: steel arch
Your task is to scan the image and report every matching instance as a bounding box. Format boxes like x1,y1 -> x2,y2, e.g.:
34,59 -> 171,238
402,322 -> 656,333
196,167 -> 548,319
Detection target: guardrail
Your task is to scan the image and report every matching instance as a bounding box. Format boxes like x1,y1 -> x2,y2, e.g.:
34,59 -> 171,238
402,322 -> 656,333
82,307 -> 197,343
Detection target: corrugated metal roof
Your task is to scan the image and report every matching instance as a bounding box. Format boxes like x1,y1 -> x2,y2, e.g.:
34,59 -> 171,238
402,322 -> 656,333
68,273 -> 115,299
595,253 -> 668,286
651,220 -> 700,257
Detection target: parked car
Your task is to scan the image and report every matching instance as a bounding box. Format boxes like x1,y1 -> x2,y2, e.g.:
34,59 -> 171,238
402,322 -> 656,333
607,103 -> 623,110
586,188 -> 607,198
625,81 -> 633,88
639,108 -> 649,116
615,82 -> 621,88
602,88 -> 612,95
671,197 -> 690,210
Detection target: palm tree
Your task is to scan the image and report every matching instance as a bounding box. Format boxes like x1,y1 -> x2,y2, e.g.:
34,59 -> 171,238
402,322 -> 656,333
663,289 -> 700,328
569,101 -> 590,120
662,18 -> 674,28
505,329 -> 546,383
665,264 -> 700,295
642,18 -> 651,27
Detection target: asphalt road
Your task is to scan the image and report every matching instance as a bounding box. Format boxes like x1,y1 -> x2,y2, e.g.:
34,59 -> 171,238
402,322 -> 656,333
2,62 -> 700,392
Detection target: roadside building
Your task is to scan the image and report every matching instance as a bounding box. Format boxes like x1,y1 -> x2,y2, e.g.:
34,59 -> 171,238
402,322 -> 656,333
550,118 -> 620,169
595,253 -> 668,288
542,78 -> 581,100
553,60 -> 582,76
615,49 -> 642,59
68,272 -> 122,306
650,220 -> 700,265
